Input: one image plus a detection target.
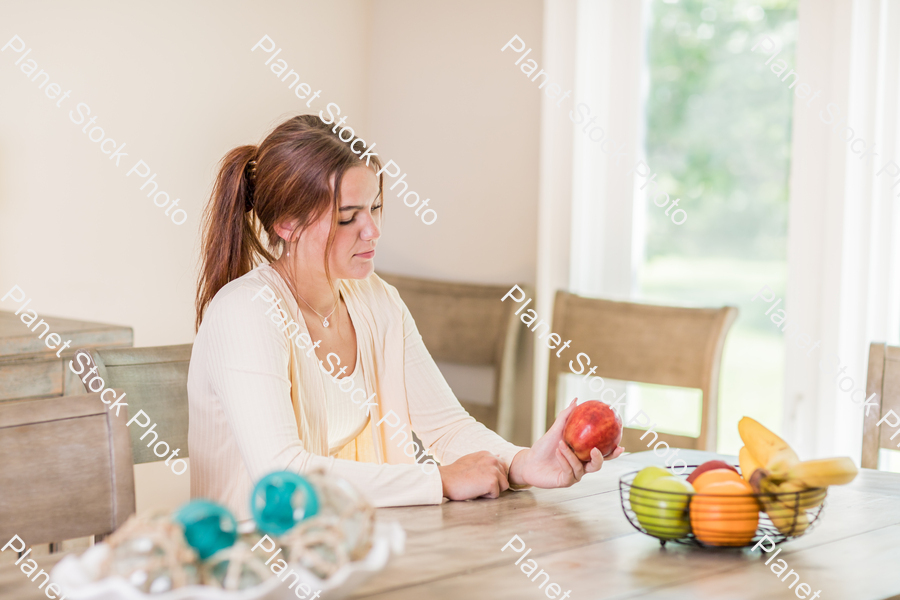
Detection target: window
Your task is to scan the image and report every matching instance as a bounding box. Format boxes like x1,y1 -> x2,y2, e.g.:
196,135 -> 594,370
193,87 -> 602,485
636,0 -> 798,453
558,0 -> 900,460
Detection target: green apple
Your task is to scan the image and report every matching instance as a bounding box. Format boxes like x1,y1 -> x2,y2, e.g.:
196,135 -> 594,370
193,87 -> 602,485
630,471 -> 694,540
631,466 -> 672,490
629,466 -> 675,534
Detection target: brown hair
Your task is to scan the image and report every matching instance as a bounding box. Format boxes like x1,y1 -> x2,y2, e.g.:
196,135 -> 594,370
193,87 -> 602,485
195,114 -> 382,330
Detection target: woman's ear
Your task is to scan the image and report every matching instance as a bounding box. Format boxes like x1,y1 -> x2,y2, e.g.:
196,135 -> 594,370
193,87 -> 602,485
273,220 -> 299,243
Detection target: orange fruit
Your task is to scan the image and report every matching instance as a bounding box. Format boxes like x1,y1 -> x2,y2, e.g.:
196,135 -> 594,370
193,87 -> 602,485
691,468 -> 743,491
690,480 -> 760,547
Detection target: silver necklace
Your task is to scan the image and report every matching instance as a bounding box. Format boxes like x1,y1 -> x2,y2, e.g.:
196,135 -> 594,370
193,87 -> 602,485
295,290 -> 338,327
274,256 -> 338,327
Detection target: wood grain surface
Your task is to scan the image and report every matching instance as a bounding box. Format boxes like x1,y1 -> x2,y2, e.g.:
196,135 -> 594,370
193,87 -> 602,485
1,450 -> 898,599
0,310 -> 133,404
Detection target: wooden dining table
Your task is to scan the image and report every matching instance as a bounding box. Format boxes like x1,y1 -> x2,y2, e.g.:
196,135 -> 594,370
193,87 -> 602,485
2,449 -> 899,599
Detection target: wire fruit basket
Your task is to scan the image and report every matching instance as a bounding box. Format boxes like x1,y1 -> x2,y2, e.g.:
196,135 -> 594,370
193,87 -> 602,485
619,465 -> 826,550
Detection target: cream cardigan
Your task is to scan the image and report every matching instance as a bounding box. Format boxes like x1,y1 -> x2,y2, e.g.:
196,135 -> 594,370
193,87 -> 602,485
187,264 -> 526,520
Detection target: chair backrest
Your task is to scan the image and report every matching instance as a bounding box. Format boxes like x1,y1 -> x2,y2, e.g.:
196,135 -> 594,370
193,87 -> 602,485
378,272 -> 527,438
862,343 -> 900,468
0,393 -> 135,544
547,291 -> 738,451
83,344 -> 192,465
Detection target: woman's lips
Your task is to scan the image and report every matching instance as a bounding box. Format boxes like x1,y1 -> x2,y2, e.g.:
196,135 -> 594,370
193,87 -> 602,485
356,250 -> 375,259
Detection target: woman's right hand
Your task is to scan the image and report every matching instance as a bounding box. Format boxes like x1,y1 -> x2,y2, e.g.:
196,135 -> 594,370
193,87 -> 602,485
438,451 -> 510,500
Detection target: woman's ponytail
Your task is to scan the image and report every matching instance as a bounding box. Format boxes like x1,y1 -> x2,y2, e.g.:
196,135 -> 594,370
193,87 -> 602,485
195,115 -> 385,331
195,145 -> 273,330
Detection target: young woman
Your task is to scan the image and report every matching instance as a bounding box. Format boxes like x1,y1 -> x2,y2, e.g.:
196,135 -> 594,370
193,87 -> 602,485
189,115 -> 622,520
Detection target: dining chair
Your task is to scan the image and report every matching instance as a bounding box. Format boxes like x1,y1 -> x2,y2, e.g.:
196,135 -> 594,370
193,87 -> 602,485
546,291 -> 738,452
80,344 -> 192,464
0,393 -> 135,547
378,272 -> 529,439
861,343 -> 900,469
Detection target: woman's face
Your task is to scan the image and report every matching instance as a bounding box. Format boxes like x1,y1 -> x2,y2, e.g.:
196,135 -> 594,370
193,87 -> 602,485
290,166 -> 383,281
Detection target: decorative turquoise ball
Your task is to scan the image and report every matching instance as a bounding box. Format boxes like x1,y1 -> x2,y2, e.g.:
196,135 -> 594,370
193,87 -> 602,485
173,500 -> 238,560
251,472 -> 319,535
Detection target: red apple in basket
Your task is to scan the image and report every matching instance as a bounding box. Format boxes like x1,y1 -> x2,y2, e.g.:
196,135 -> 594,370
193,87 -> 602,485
686,460 -> 739,485
563,400 -> 623,460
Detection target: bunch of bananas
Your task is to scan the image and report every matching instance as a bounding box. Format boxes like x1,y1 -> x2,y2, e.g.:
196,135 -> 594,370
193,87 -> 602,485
737,417 -> 858,536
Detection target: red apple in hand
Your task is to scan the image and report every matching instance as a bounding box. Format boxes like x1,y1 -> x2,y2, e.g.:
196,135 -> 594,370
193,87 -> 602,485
563,400 -> 623,460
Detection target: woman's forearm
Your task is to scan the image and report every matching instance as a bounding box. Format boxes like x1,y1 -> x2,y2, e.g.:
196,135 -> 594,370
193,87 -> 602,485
508,448 -> 531,487
312,455 -> 445,507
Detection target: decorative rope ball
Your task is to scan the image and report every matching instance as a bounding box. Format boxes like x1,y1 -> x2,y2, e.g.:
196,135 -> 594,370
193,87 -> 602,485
305,472 -> 375,560
201,540 -> 275,591
251,471 -> 320,536
279,517 -> 349,579
173,500 -> 239,560
103,513 -> 200,593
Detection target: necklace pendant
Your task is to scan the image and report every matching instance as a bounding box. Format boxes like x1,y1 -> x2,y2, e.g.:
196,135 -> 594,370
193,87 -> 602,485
323,318 -> 329,327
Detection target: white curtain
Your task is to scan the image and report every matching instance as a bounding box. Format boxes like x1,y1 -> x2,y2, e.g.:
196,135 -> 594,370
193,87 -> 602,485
784,0 -> 900,462
538,0 -> 900,463
532,0 -> 577,440
532,0 -> 646,440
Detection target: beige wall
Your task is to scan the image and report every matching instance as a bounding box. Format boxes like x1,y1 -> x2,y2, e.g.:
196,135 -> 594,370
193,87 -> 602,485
365,0 -> 542,445
0,0 -> 541,347
0,1 -> 543,508
0,0 -> 373,346
365,0 -> 541,285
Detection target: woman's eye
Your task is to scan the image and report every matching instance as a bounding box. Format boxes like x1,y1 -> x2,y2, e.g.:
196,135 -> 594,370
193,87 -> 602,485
339,202 -> 382,225
340,204 -> 382,225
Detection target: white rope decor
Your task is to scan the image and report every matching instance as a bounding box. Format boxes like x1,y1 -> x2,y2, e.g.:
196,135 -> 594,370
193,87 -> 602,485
103,514 -> 199,592
280,517 -> 350,579
201,541 -> 274,590
97,472 -> 377,592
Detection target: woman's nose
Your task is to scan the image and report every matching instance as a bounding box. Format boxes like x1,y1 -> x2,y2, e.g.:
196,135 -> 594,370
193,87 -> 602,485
360,214 -> 381,241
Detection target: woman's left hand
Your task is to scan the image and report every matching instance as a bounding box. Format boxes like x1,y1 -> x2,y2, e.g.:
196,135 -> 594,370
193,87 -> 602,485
508,399 -> 624,489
